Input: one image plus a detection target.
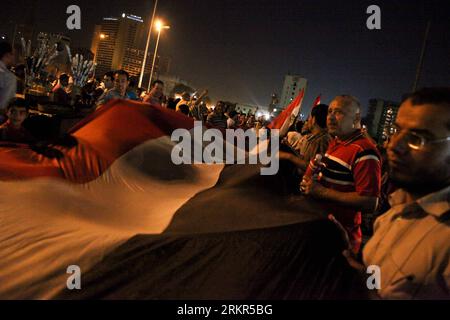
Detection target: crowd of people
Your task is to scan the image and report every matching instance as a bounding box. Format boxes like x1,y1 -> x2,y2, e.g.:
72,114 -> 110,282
1,39 -> 450,299
1,39 -> 271,141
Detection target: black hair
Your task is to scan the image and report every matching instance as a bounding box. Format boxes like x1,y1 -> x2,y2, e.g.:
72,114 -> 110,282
228,110 -> 237,118
0,41 -> 13,60
295,120 -> 304,132
404,87 -> 450,108
115,69 -> 130,80
128,77 -> 138,88
178,104 -> 190,115
104,71 -> 115,81
405,87 -> 450,131
310,103 -> 329,129
59,73 -> 69,82
152,79 -> 164,87
7,97 -> 30,111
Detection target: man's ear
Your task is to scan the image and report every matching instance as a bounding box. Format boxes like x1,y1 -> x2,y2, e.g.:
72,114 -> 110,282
354,112 -> 361,125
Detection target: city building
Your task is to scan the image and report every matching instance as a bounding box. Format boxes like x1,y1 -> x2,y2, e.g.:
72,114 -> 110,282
279,74 -> 307,109
122,47 -> 171,80
365,98 -> 400,143
91,13 -> 170,84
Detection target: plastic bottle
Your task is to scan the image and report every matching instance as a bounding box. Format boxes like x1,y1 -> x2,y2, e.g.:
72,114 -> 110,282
300,154 -> 323,193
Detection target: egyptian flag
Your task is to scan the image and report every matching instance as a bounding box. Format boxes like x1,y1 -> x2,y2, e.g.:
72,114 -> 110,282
0,99 -> 365,299
267,88 -> 305,138
312,94 -> 322,107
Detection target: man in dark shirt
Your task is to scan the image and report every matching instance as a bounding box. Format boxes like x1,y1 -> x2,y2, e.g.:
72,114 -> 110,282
279,104 -> 331,174
206,101 -> 227,130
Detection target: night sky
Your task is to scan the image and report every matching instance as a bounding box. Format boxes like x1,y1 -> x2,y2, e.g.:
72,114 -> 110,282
1,0 -> 449,114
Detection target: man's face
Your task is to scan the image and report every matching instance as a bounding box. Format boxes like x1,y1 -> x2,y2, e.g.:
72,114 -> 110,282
305,116 -> 315,131
103,76 -> 114,89
327,98 -> 358,137
7,106 -> 28,127
387,99 -> 450,193
3,51 -> 15,67
114,74 -> 129,93
152,83 -> 164,98
215,103 -> 223,114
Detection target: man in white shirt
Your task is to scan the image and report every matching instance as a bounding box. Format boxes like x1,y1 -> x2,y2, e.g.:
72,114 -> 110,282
339,87 -> 450,299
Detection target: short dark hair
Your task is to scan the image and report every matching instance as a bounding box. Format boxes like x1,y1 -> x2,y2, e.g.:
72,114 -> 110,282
152,79 -> 164,87
104,71 -> 115,81
178,104 -> 189,115
0,41 -> 13,60
404,87 -> 450,108
115,70 -> 130,80
59,73 -> 69,82
129,77 -> 138,88
310,103 -> 329,129
405,87 -> 450,131
7,97 -> 30,111
295,120 -> 304,132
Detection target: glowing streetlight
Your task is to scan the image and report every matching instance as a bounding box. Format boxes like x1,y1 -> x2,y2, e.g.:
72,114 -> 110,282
93,33 -> 109,77
148,19 -> 170,91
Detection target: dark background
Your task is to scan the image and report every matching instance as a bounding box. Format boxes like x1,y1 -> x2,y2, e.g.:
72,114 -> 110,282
1,0 -> 449,114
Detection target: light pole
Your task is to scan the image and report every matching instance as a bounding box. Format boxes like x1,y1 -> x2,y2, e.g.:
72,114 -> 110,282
93,33 -> 107,78
139,0 -> 159,88
147,20 -> 169,91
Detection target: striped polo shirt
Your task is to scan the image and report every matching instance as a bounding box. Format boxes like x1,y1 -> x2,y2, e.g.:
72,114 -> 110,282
306,129 -> 382,252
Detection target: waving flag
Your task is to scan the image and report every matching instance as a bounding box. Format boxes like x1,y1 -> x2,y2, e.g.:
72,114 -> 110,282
0,99 -> 364,299
268,88 -> 305,137
312,94 -> 322,108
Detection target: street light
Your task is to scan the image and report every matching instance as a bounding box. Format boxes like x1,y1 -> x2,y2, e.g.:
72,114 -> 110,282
93,33 -> 108,78
147,19 -> 170,91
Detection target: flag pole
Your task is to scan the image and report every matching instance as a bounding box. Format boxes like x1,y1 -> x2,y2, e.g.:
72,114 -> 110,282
139,0 -> 159,89
412,20 -> 431,92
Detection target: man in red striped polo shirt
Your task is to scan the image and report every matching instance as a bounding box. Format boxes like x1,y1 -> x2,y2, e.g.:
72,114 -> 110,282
301,95 -> 381,253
